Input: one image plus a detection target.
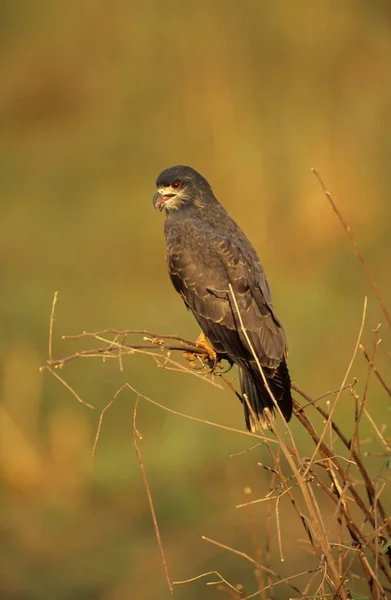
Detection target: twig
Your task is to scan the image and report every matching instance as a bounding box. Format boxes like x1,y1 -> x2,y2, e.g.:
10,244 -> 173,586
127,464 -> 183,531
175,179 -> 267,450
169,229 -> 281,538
266,467 -> 277,599
275,492 -> 284,563
201,536 -> 309,597
360,344 -> 391,397
296,381 -> 357,411
236,486 -> 293,509
363,408 -> 391,453
202,535 -> 257,567
298,381 -> 391,539
49,291 -> 58,362
173,570 -> 240,595
91,383 -> 130,458
312,168 -> 391,331
228,285 -> 288,431
302,296 -> 367,480
64,328 -> 197,347
229,284 -> 351,596
93,382 -> 277,445
47,367 -> 95,410
229,443 -> 263,458
294,400 -> 391,581
293,384 -> 352,448
244,487 -> 266,599
133,396 -> 173,594
348,324 -> 381,472
41,279 -> 391,598
42,342 -> 224,389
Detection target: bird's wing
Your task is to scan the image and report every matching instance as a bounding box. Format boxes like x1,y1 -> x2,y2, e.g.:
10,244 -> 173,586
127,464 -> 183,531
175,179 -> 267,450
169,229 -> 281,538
167,234 -> 286,370
223,238 -> 287,369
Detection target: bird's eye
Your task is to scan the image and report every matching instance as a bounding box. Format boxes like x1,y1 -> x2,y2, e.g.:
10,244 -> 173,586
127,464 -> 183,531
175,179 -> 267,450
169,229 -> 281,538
171,180 -> 181,189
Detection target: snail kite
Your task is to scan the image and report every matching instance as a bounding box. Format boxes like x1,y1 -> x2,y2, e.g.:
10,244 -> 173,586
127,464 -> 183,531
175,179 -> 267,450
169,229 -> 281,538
153,165 -> 292,430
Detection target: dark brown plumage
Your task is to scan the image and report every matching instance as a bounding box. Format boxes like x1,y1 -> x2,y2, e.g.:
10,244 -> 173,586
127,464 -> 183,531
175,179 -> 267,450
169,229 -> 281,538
153,165 -> 292,430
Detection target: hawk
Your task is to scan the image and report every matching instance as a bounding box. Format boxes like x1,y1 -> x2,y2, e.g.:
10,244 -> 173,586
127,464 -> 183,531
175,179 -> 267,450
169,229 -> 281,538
153,165 -> 292,430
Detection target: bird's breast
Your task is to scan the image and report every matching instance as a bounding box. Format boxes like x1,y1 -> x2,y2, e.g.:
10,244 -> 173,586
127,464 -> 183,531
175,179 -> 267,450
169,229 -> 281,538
165,218 -> 212,255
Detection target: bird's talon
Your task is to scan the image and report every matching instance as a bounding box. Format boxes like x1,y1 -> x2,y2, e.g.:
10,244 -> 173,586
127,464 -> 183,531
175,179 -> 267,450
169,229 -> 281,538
183,351 -> 198,369
195,332 -> 217,362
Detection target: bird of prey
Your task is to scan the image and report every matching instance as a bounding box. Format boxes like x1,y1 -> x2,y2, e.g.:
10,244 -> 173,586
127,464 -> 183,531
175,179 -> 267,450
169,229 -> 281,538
153,165 -> 292,430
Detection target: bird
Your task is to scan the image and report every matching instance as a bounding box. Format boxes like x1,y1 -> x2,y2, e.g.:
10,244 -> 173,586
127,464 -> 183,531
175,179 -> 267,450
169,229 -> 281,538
153,165 -> 292,431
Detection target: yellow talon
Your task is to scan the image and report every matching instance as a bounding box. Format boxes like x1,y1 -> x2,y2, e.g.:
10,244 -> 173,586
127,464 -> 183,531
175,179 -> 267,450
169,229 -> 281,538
195,332 -> 217,362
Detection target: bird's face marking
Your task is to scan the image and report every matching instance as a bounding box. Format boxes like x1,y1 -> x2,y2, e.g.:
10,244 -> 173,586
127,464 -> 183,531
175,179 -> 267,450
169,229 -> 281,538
153,165 -> 216,213
153,181 -> 190,212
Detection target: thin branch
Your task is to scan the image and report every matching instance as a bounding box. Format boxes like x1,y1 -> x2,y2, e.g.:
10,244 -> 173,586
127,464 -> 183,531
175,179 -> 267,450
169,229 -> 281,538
201,536 -> 309,597
229,284 -> 351,596
302,296 -> 367,480
312,168 -> 391,331
173,571 -> 240,595
236,486 -> 293,509
94,382 -> 277,445
63,328 -> 198,347
360,344 -> 391,397
294,382 -> 390,544
228,284 -> 288,432
244,487 -> 266,600
266,467 -> 277,599
348,324 -> 381,472
133,396 -> 173,594
294,400 -> 391,581
41,282 -> 391,598
295,380 -> 357,411
363,408 -> 391,454
49,291 -> 58,362
42,341 -> 224,389
91,383 -> 130,458
275,491 -> 284,563
47,367 -> 95,410
202,535 -> 256,567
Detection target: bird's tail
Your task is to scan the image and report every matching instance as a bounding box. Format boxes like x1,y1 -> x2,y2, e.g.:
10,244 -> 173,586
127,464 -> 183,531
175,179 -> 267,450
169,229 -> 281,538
239,359 -> 292,431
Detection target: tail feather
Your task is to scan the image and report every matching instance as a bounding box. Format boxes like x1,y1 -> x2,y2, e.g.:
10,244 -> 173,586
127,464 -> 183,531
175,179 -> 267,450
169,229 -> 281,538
239,359 -> 292,431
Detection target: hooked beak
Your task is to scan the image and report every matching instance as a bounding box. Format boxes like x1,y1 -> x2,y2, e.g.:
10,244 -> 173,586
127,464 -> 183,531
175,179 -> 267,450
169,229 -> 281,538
153,188 -> 177,212
153,191 -> 164,211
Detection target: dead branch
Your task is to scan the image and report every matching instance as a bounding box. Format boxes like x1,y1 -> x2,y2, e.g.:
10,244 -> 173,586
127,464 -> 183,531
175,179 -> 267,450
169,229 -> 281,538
312,168 -> 391,332
41,289 -> 391,599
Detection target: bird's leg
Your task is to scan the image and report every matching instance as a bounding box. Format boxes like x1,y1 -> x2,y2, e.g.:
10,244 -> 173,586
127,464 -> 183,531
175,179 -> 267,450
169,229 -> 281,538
183,333 -> 221,372
195,332 -> 217,362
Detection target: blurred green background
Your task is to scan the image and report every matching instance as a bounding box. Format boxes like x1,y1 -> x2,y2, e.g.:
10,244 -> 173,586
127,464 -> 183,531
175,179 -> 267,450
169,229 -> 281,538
1,1 -> 390,598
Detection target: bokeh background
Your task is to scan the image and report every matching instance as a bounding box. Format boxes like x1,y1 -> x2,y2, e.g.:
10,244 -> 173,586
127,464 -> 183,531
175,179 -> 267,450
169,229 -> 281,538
1,1 -> 390,598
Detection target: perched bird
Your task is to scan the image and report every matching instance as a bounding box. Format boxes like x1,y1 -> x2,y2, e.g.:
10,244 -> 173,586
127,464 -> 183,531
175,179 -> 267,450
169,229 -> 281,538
153,165 -> 292,430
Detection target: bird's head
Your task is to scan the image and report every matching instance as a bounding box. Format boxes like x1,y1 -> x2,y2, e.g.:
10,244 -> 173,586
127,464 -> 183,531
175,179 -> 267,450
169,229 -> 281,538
153,165 -> 214,213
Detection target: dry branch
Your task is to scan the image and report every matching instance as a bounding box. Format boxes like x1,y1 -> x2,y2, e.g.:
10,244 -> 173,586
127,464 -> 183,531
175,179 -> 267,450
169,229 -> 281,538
312,168 -> 391,332
41,310 -> 391,597
41,165 -> 391,600
41,313 -> 391,598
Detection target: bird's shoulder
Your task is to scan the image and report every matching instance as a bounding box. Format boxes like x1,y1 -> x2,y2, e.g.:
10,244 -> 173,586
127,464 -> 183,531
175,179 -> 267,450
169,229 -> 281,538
165,206 -> 275,308
164,204 -> 252,257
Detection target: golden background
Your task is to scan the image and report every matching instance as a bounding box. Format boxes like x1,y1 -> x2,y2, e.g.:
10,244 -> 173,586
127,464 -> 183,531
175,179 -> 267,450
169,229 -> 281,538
1,2 -> 390,598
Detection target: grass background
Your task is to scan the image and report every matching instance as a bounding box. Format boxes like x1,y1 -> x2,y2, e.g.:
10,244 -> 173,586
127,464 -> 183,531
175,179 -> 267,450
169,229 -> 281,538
0,1 -> 390,598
